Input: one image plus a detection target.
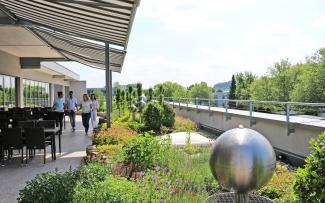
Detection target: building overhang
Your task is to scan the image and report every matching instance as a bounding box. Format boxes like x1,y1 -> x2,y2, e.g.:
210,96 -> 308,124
0,0 -> 140,73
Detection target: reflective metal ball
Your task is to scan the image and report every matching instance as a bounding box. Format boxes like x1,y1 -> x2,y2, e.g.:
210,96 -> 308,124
210,126 -> 276,193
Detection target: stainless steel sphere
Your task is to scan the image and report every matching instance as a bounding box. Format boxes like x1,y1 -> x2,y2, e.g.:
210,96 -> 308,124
210,126 -> 276,193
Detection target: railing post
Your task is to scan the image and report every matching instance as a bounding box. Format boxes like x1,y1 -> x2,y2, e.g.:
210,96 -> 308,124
286,103 -> 295,135
249,101 -> 256,127
172,98 -> 175,108
178,98 -> 181,109
186,99 -> 189,111
225,99 -> 231,120
208,99 -> 211,115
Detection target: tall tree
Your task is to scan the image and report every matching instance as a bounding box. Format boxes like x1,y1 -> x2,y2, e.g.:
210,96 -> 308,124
148,88 -> 153,102
235,71 -> 256,100
188,82 -> 214,99
229,75 -> 236,100
136,83 -> 143,102
128,85 -> 133,106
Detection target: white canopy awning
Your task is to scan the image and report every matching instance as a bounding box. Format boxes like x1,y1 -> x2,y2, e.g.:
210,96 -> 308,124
0,0 -> 140,71
32,27 -> 126,72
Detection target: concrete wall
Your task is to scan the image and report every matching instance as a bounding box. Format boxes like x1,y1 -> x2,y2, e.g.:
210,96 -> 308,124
69,81 -> 87,103
174,106 -> 323,160
0,50 -> 81,107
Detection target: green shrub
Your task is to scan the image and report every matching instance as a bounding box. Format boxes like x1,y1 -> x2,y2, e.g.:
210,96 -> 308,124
294,132 -> 325,202
161,102 -> 176,128
73,175 -> 142,203
143,102 -> 163,131
127,121 -> 145,133
77,162 -> 111,188
123,133 -> 169,172
17,170 -> 77,203
93,126 -> 136,145
256,163 -> 295,202
174,116 -> 197,132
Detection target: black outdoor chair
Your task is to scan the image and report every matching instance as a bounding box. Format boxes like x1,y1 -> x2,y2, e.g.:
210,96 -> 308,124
24,128 -> 53,164
17,121 -> 35,128
1,128 -> 24,164
0,120 -> 8,129
38,120 -> 61,154
44,112 -> 59,127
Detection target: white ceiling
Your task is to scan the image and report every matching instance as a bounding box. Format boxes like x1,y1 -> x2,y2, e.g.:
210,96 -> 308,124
0,26 -> 63,58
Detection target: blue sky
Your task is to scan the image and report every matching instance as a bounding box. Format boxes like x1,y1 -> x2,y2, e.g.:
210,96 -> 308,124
63,0 -> 325,88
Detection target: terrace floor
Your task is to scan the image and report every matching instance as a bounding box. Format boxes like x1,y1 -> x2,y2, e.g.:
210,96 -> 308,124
0,116 -> 92,203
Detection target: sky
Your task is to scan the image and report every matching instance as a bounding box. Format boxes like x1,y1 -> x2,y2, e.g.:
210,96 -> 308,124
62,0 -> 325,88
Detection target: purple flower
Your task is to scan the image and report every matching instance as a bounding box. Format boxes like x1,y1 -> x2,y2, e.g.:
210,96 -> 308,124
165,181 -> 171,188
156,186 -> 161,191
151,175 -> 158,182
158,199 -> 164,203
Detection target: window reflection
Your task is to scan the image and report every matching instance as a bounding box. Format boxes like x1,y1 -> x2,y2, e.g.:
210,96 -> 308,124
23,79 -> 50,107
0,74 -> 16,108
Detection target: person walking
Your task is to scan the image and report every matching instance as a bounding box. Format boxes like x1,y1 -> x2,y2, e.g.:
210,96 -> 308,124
66,91 -> 78,132
90,94 -> 98,129
80,94 -> 92,135
53,91 -> 65,134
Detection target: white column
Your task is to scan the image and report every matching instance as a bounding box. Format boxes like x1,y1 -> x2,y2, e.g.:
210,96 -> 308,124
50,83 -> 55,106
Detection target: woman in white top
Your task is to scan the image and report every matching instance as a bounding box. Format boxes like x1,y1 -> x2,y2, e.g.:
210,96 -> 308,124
80,94 -> 92,135
90,94 -> 98,129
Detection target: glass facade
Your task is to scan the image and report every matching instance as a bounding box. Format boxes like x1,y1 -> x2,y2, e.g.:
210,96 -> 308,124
23,79 -> 50,107
0,74 -> 16,108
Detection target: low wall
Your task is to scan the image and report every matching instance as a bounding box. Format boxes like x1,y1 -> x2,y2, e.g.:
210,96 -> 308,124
174,105 -> 324,165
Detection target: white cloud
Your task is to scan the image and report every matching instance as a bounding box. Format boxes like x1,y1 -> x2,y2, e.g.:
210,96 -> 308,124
312,15 -> 325,28
138,0 -> 256,32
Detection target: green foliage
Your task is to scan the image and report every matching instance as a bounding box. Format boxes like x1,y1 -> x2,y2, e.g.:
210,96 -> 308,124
235,71 -> 256,100
257,163 -> 296,202
93,126 -> 136,145
143,102 -> 163,131
123,133 -> 169,172
161,102 -> 176,128
115,88 -> 121,114
136,83 -> 142,102
148,88 -> 153,102
76,162 -> 111,188
294,132 -> 325,202
17,170 -> 78,203
291,63 -> 325,103
72,175 -> 142,203
188,82 -> 214,99
93,88 -> 106,112
126,121 -> 145,133
267,59 -> 305,102
154,82 -> 187,98
174,116 -> 197,132
229,75 -> 236,100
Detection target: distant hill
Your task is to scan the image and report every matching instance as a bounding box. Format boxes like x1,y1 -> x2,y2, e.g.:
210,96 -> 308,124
213,81 -> 231,91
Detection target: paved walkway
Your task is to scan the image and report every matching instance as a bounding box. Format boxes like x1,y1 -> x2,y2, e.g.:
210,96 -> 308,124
161,132 -> 214,146
0,116 -> 92,203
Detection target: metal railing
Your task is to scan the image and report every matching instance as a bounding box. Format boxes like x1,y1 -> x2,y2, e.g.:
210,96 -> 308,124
160,97 -> 325,136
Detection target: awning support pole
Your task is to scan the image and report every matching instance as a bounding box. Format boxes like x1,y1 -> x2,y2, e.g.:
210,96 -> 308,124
105,42 -> 111,128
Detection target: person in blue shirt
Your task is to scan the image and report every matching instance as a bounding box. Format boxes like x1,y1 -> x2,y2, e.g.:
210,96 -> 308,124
65,91 -> 78,132
53,91 -> 65,133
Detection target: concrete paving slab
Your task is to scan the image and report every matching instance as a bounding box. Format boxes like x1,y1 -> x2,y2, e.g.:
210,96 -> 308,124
162,132 -> 215,146
0,116 -> 92,203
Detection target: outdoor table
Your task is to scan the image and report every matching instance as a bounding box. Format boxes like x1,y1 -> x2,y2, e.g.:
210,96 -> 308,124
21,128 -> 59,160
